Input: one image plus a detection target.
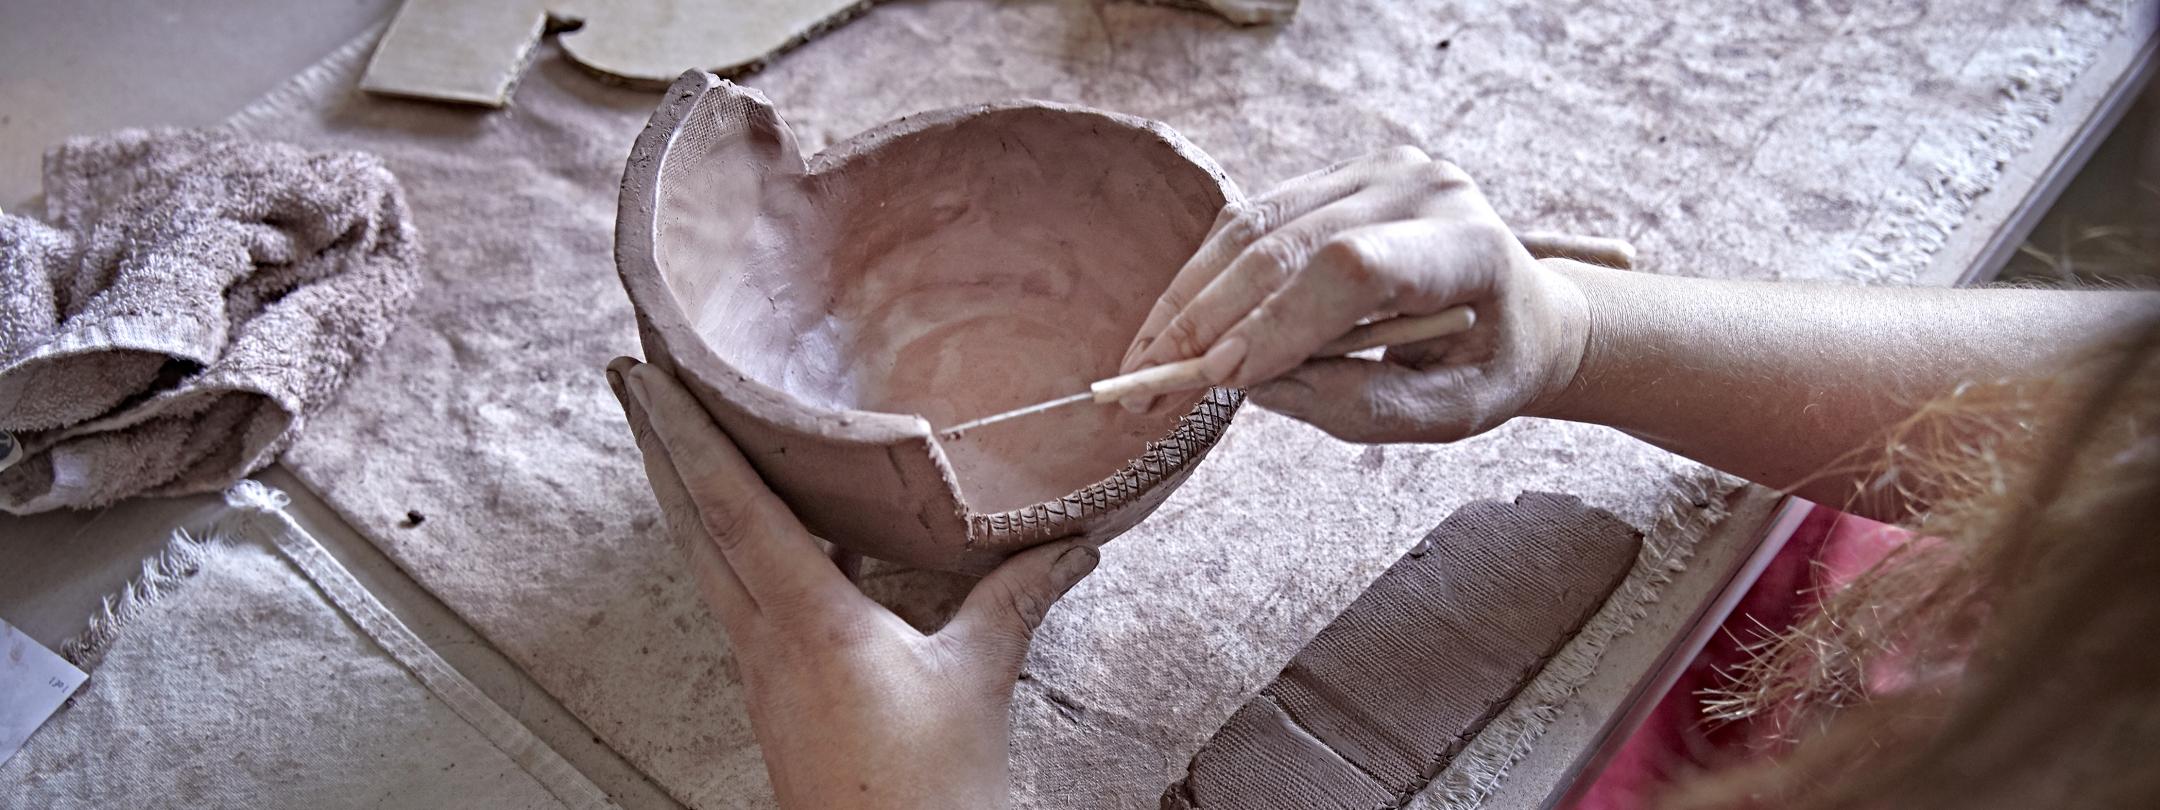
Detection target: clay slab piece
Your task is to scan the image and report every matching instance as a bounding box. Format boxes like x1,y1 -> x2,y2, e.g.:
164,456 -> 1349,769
360,0 -> 553,106
1162,493 -> 1644,808
617,72 -> 1242,573
554,0 -> 874,86
360,0 -> 876,106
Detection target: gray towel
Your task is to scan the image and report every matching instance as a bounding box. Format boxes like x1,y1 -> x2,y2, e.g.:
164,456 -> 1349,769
0,129 -> 419,514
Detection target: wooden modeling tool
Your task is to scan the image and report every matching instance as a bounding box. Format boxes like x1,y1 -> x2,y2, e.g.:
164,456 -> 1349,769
938,305 -> 1476,440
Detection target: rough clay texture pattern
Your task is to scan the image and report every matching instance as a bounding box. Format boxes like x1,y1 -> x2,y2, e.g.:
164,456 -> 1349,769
1163,493 -> 1643,808
226,1 -> 2130,808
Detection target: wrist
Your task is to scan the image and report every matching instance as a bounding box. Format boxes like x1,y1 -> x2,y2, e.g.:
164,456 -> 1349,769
1524,258 -> 1597,420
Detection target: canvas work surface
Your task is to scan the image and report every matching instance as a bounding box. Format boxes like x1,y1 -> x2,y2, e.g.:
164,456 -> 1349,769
217,1 -> 2133,807
0,484 -> 610,809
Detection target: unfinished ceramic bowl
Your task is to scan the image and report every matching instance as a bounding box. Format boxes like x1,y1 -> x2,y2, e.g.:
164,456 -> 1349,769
616,72 -> 1243,573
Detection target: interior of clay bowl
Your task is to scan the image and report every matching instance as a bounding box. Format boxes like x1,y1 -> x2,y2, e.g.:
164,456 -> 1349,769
655,106 -> 1224,514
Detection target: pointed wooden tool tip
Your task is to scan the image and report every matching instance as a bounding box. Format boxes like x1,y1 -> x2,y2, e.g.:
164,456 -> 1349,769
936,391 -> 1094,441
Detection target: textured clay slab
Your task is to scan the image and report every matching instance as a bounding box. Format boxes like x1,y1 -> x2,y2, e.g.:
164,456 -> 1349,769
1163,492 -> 1644,808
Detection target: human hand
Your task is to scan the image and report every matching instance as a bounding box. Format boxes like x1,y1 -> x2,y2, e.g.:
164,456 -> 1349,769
1117,147 -> 1596,443
606,357 -> 1099,809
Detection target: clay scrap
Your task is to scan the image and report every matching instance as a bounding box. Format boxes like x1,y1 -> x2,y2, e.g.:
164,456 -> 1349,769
616,73 -> 1243,573
362,0 -> 872,104
1162,493 -> 1645,808
362,0 -> 1297,107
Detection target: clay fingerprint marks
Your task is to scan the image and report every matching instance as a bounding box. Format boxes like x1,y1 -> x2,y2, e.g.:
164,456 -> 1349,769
1162,493 -> 1645,808
359,0 -> 870,106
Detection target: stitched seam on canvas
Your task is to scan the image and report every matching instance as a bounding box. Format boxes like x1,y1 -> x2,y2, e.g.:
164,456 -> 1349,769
218,481 -> 617,810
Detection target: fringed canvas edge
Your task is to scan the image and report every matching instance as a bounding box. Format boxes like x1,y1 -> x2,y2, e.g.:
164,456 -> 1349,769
218,23 -> 384,138
1845,2 -> 2130,284
1421,467 -> 1745,809
58,529 -> 217,672
56,480 -> 617,810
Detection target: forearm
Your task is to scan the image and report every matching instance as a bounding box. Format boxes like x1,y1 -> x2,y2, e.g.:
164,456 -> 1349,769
1538,262 -> 2159,519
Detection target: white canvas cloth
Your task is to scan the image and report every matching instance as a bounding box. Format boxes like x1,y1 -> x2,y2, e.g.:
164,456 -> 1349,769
213,1 -> 2133,807
0,482 -> 613,809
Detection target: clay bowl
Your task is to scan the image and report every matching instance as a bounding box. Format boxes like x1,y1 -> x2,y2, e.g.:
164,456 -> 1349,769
615,72 -> 1243,573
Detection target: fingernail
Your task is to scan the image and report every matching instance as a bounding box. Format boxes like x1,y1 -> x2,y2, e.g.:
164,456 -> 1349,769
605,357 -> 639,402
1119,338 -> 1152,373
624,368 -> 653,409
1052,544 -> 1100,589
605,368 -> 627,403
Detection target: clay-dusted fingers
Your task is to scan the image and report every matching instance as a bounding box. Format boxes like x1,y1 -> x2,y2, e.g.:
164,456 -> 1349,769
1122,205 -> 1254,372
1129,209 -> 1369,391
608,358 -> 755,627
1214,217 -> 1510,389
1121,146 -> 1436,374
1247,356 -> 1487,444
620,361 -> 856,614
943,540 -> 1100,677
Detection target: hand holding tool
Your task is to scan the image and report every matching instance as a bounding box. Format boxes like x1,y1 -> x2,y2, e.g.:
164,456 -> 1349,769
937,305 -> 1476,440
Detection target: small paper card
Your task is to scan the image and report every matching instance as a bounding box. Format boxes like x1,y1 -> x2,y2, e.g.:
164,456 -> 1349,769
1,617 -> 86,765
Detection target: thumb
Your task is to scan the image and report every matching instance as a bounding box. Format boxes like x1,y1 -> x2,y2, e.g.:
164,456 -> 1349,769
945,541 -> 1100,675
1249,357 -> 1476,443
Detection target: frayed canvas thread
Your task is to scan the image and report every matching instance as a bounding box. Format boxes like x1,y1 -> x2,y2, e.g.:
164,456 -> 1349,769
1423,469 -> 1745,809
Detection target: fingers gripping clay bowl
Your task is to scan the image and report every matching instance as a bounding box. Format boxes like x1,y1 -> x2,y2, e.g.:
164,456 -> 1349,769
615,72 -> 1243,573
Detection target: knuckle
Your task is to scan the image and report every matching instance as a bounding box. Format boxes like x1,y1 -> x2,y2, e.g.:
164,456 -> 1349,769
1148,289 -> 1188,323
1461,220 -> 1518,264
693,499 -> 756,550
1424,159 -> 1471,185
1316,234 -> 1385,289
1378,144 -> 1431,166
1238,199 -> 1280,235
1160,315 -> 1211,359
1247,233 -> 1309,278
996,580 -> 1051,632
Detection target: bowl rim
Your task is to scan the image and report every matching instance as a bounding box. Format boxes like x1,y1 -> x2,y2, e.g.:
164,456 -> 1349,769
615,71 -> 1245,559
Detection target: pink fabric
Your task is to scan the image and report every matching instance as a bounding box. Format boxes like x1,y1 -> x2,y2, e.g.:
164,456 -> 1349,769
1571,505 -> 1908,810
